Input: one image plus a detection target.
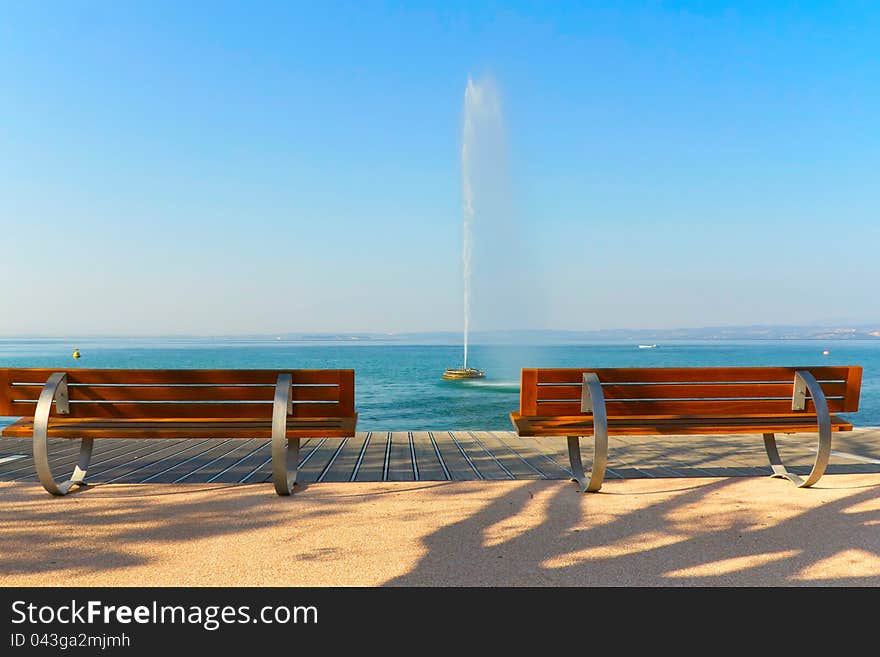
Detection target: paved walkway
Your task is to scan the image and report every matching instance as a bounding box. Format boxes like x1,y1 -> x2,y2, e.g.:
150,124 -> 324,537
2,473 -> 879,586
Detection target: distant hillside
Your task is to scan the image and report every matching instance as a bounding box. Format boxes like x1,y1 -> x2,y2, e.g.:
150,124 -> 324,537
465,325 -> 880,342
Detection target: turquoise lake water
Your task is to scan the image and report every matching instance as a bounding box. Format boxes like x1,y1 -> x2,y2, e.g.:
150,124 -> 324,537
1,338 -> 878,430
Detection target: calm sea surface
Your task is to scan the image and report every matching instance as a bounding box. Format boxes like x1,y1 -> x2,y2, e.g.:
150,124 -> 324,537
1,339 -> 878,430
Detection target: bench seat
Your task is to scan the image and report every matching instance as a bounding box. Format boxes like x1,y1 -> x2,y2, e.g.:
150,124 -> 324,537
511,413 -> 853,437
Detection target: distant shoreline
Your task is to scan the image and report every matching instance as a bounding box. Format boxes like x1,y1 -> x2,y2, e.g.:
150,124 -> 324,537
1,326 -> 879,344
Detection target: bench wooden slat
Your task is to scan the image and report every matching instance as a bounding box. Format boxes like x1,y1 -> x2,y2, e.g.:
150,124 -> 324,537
535,397 -> 847,417
531,366 -> 856,385
1,416 -> 357,440
511,412 -> 854,437
536,382 -> 848,401
9,383 -> 341,403
2,400 -> 347,419
2,368 -> 348,386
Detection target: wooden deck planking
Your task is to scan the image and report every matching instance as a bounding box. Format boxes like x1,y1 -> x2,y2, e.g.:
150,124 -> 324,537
314,438 -> 350,482
175,440 -> 263,484
1,439 -> 82,476
468,430 -> 543,479
62,439 -> 193,483
503,434 -> 584,479
5,438 -> 164,481
206,441 -> 275,484
320,434 -> 368,482
2,427 -> 880,485
145,439 -> 242,483
106,439 -> 229,484
613,434 -> 772,478
86,438 -> 189,473
607,435 -> 711,479
411,431 -> 448,480
354,432 -> 388,482
451,431 -> 513,480
433,431 -> 480,480
673,439 -> 769,475
387,432 -> 415,481
295,438 -> 345,483
489,431 -> 562,479
258,439 -> 325,483
685,441 -> 774,477
484,431 -> 551,479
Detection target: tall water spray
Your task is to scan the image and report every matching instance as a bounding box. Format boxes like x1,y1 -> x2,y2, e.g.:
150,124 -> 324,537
460,76 -> 504,371
461,83 -> 475,369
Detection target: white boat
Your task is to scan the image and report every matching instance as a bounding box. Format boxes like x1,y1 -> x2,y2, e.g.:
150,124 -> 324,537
638,344 -> 657,349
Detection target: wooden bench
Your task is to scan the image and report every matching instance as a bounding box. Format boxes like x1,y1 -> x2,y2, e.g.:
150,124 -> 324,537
510,366 -> 862,492
0,368 -> 356,496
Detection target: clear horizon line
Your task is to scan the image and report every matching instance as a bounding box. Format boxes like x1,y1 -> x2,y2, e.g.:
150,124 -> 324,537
1,322 -> 879,341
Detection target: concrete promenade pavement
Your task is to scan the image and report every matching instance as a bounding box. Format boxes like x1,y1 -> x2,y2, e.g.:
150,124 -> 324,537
1,472 -> 878,586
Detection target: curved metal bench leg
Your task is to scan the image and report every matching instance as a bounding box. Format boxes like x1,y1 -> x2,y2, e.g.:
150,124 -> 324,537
32,372 -> 92,496
272,373 -> 299,495
567,435 -> 606,493
567,372 -> 609,492
763,427 -> 830,488
35,435 -> 94,496
762,370 -> 833,488
763,432 -> 802,485
273,437 -> 300,496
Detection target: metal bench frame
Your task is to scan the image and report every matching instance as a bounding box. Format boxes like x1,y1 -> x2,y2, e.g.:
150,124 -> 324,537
567,370 -> 833,493
32,372 -> 305,496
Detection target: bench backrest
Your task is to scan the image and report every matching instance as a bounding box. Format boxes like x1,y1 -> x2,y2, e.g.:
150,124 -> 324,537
518,366 -> 862,418
0,368 -> 355,419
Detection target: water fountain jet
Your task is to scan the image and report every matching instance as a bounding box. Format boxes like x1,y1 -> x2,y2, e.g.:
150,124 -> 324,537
443,76 -> 503,380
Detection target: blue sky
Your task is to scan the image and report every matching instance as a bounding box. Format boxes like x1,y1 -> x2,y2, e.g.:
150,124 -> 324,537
1,1 -> 878,335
